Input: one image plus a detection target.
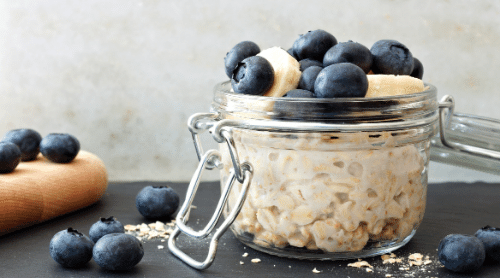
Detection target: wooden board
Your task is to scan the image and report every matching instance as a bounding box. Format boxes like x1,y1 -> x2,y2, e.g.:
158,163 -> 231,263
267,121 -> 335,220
0,150 -> 108,235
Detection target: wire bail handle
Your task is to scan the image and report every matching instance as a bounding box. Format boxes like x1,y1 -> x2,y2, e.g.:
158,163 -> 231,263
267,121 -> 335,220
168,113 -> 253,270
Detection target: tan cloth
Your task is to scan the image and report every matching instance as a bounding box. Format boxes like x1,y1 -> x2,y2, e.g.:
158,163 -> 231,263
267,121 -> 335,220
0,150 -> 108,235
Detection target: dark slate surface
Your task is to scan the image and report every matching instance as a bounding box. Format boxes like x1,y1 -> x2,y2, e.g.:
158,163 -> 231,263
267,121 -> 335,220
1,181 -> 500,278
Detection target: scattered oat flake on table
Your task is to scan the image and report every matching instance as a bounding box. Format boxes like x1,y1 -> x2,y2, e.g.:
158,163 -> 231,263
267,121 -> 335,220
366,268 -> 373,272
157,245 -> 164,249
312,267 -> 322,274
385,274 -> 392,277
381,254 -> 402,264
242,252 -> 249,257
347,261 -> 373,268
382,258 -> 398,264
381,254 -> 391,260
409,260 -> 423,266
251,258 -> 261,263
155,221 -> 165,231
124,224 -> 138,231
140,223 -> 150,232
408,253 -> 423,261
148,230 -> 159,238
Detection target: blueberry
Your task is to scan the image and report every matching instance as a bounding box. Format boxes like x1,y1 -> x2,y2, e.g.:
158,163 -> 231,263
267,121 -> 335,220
2,128 -> 42,161
93,233 -> 144,271
314,63 -> 368,98
370,40 -> 413,75
136,185 -> 180,220
410,57 -> 424,79
40,133 -> 80,163
292,30 -> 337,61
224,41 -> 261,78
89,216 -> 125,243
299,59 -> 323,72
0,142 -> 21,173
231,56 -> 274,96
49,228 -> 94,268
298,66 -> 322,92
438,234 -> 485,273
475,226 -> 500,262
323,41 -> 373,74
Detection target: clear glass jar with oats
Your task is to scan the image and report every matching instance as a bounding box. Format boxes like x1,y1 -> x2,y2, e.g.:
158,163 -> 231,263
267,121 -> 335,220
211,80 -> 438,260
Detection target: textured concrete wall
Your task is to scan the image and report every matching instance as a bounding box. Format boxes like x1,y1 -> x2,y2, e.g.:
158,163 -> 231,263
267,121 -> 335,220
2,0 -> 500,182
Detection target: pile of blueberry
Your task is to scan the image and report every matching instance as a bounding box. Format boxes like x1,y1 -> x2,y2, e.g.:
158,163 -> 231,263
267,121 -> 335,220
50,217 -> 144,270
0,128 -> 80,173
49,186 -> 180,271
438,226 -> 500,273
225,29 -> 423,98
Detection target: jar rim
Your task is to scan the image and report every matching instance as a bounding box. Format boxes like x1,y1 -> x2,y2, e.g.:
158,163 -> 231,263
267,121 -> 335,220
214,80 -> 437,102
212,81 -> 438,124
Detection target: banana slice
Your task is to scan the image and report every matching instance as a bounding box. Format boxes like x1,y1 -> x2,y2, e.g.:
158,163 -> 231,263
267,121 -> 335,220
257,47 -> 301,97
366,75 -> 425,97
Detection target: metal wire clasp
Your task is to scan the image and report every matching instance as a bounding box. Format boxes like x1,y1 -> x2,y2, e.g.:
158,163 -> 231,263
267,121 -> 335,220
168,113 -> 253,270
187,112 -> 222,169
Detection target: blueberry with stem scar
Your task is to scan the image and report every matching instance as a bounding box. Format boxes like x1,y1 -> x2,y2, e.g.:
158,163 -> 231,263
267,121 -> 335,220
89,216 -> 125,243
370,39 -> 414,75
49,228 -> 94,268
231,56 -> 274,96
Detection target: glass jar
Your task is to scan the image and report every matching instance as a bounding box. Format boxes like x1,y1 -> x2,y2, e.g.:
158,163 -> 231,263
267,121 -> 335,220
213,81 -> 437,260
168,81 -> 500,269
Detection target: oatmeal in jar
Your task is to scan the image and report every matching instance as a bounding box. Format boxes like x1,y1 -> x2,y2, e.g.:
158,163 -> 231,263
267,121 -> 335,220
220,127 -> 428,255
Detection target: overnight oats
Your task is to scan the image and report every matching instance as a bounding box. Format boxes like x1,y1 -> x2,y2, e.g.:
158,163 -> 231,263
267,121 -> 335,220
210,29 -> 436,259
214,80 -> 437,259
169,29 -> 438,263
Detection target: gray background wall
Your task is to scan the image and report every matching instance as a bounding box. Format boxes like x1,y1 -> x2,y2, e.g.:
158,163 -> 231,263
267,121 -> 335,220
2,0 -> 500,182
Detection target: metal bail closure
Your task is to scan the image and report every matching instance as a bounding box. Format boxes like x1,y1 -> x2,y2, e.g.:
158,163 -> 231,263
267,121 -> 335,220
168,149 -> 253,270
439,95 -> 500,160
